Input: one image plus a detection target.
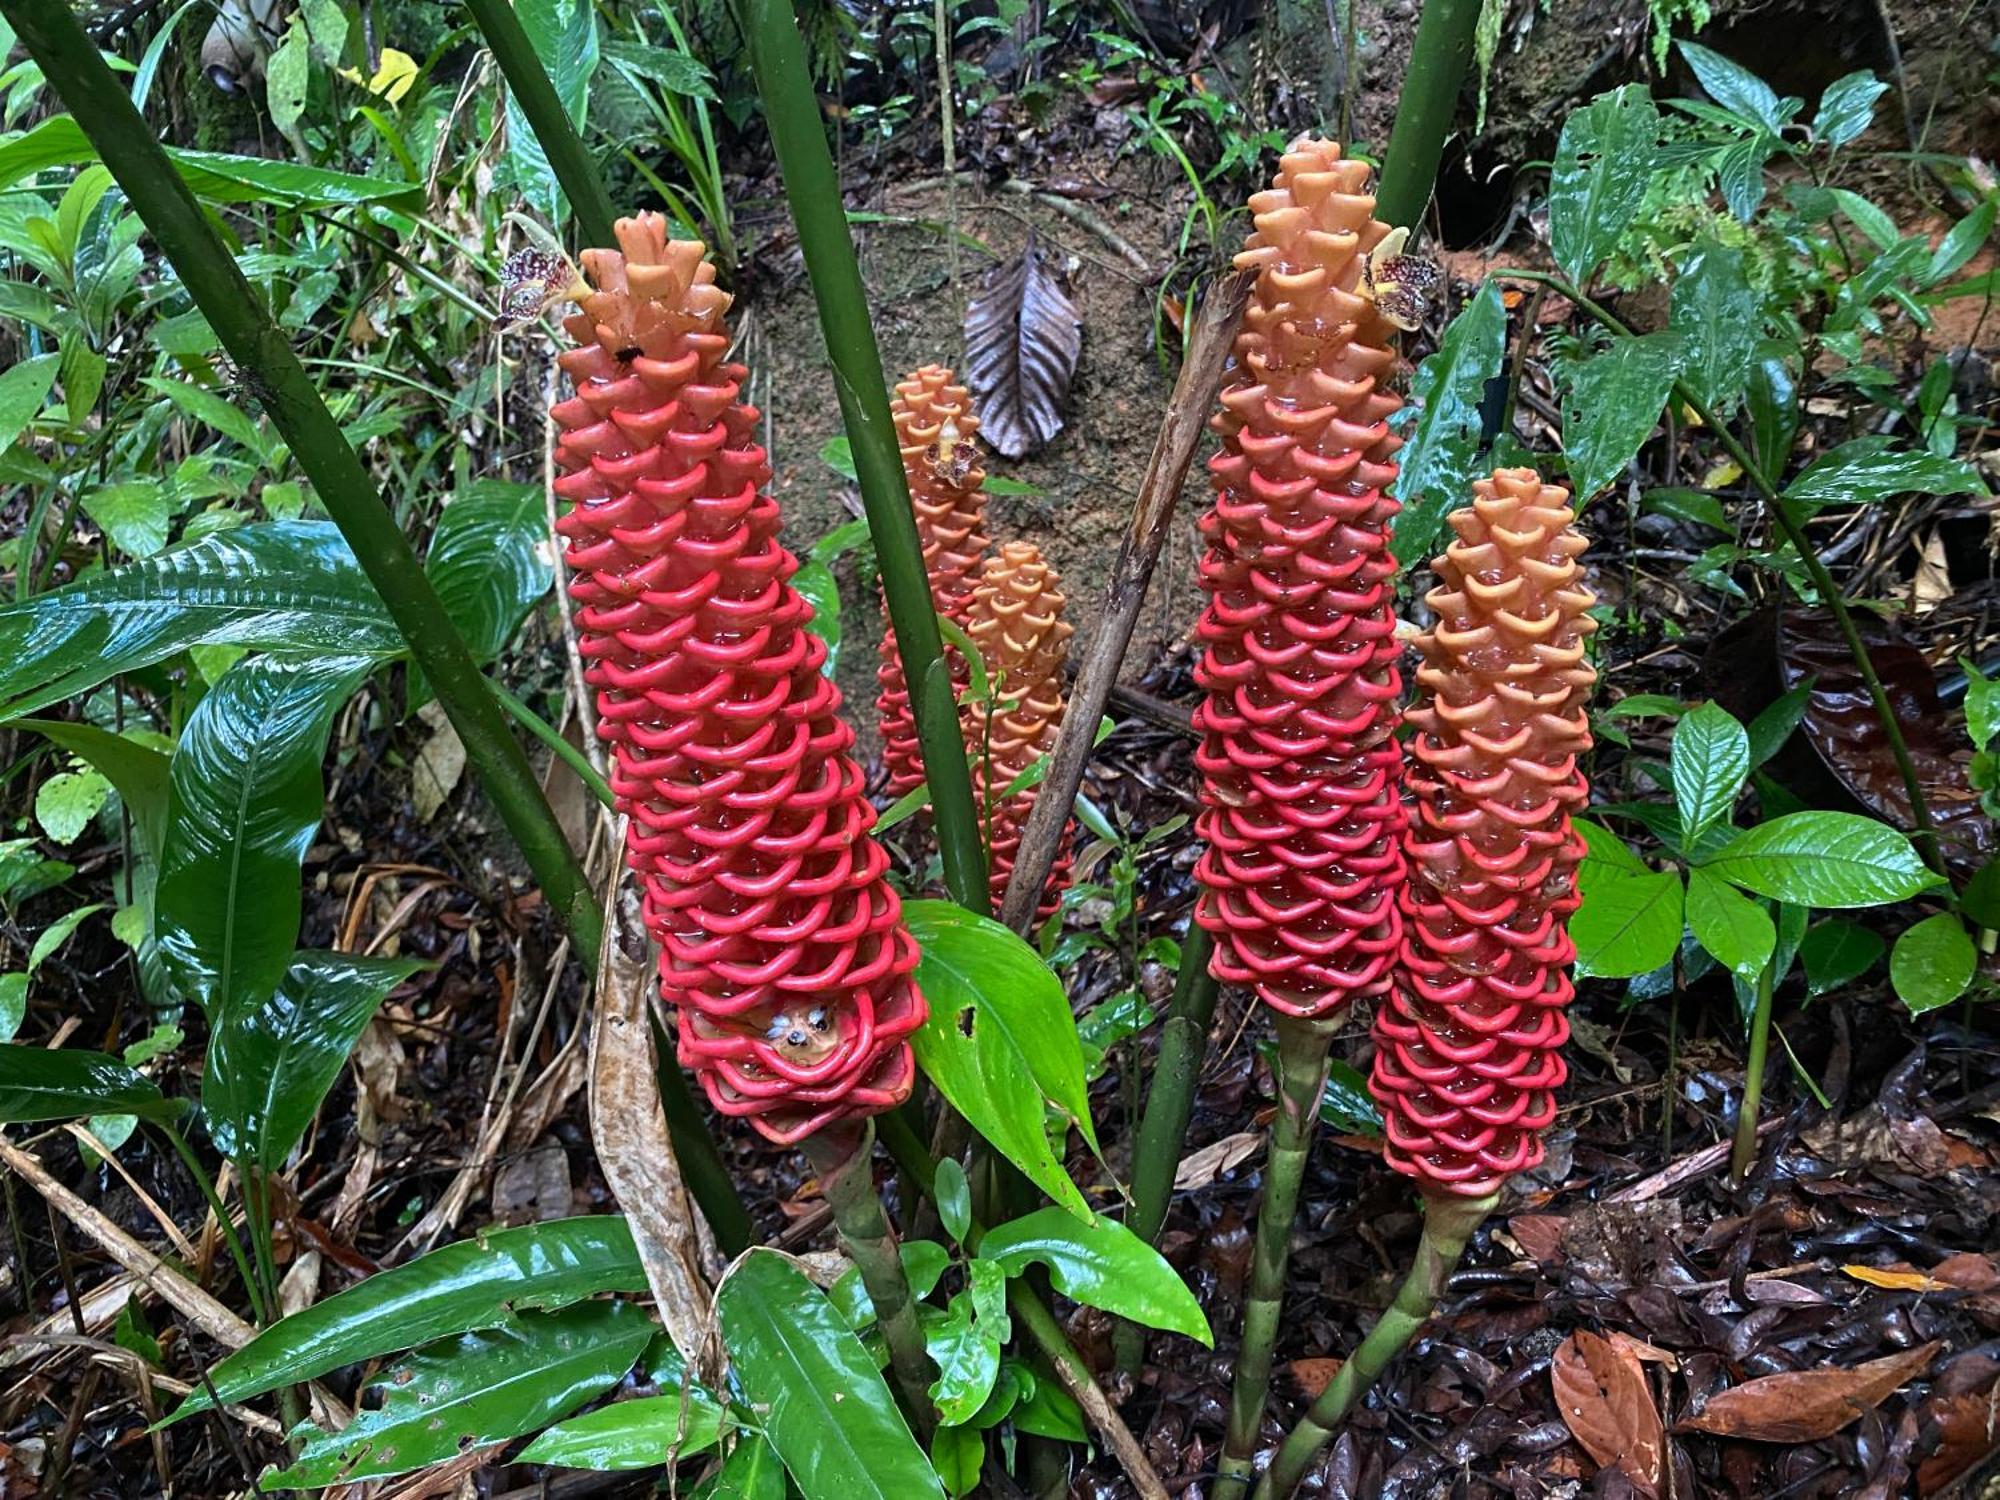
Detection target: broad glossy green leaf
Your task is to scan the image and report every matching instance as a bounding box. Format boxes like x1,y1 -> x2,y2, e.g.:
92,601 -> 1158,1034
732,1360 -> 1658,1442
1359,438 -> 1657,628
0,351 -> 57,454
505,0 -> 599,222
1781,437 -> 1985,514
1685,866 -> 1775,980
1670,702 -> 1749,848
1927,199 -> 1995,286
1390,281 -> 1507,565
716,1250 -> 942,1500
1562,332 -> 1683,500
0,1044 -> 183,1122
1670,241 -> 1758,416
1962,660 -> 1998,752
1745,683 -> 1813,769
977,1208 -> 1210,1344
204,950 -> 422,1171
692,1434 -> 785,1500
793,557 -> 842,677
0,522 -> 399,721
263,1300 -> 651,1488
1964,858 -> 2000,930
13,721 -> 169,859
930,1422 -> 983,1499
1746,344 -> 1800,475
0,975 -> 24,1042
1811,71 -> 1888,147
926,1263 -> 1006,1424
156,655 -> 371,1019
170,1217 -> 647,1418
1889,912 -> 1977,1014
1701,811 -> 1934,907
517,1390 -> 726,1469
903,900 -> 1096,1218
424,480 -> 552,667
1799,917 -> 1884,997
1571,867 -> 1685,979
1549,85 -> 1659,286
1679,41 -> 1786,134
142,375 -> 269,457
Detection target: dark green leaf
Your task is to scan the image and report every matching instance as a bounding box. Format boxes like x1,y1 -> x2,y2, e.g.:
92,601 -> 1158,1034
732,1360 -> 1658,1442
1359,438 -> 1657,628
1679,41 -> 1786,134
692,1434 -> 786,1500
1781,438 -> 1986,514
1571,868 -> 1685,979
930,1422 -> 983,1499
1700,811 -> 1935,907
1670,241 -> 1758,416
0,522 -> 399,721
505,0 -> 599,222
0,1044 -> 183,1123
263,1301 -> 651,1488
1745,683 -> 1813,768
169,1217 -> 647,1418
1562,332 -> 1683,500
1889,912 -> 1977,1014
1927,199 -> 1995,286
1685,866 -> 1775,980
1010,1372 -> 1084,1442
1320,1058 -> 1381,1135
516,1391 -> 726,1469
1390,281 -> 1507,564
1746,344 -> 1800,475
1716,136 -> 1774,221
976,1208 -> 1210,1345
1811,71 -> 1888,147
1799,917 -> 1884,997
1642,487 -> 1730,533
935,1157 -> 972,1245
424,481 -> 552,667
0,352 -> 58,454
903,900 -> 1096,1218
1549,86 -> 1659,286
1963,857 -> 2000,930
156,654 -> 371,1019
716,1250 -> 942,1500
204,950 -> 422,1170
793,557 -> 842,677
1671,702 -> 1750,847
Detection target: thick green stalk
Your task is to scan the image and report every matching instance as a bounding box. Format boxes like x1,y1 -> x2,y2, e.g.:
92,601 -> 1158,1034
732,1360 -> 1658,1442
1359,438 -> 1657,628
1251,1191 -> 1494,1500
1375,0 -> 1482,231
738,0 -> 988,912
491,681 -> 615,811
3,0 -> 604,967
1114,922 -> 1220,1376
1730,956 -> 1776,1184
1215,1016 -> 1336,1500
649,1013 -> 756,1257
460,0 -> 620,249
803,1122 -> 937,1435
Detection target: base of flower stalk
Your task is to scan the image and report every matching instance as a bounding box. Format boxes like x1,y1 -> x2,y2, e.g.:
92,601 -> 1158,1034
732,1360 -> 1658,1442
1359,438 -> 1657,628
1214,1015 -> 1338,1500
1250,1188 -> 1497,1500
802,1121 -> 936,1435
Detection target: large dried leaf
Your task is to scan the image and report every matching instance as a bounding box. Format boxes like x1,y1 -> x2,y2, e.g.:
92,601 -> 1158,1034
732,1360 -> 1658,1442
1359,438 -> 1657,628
964,240 -> 1081,458
1678,1340 -> 1941,1442
1551,1329 -> 1664,1496
1777,608 -> 1994,876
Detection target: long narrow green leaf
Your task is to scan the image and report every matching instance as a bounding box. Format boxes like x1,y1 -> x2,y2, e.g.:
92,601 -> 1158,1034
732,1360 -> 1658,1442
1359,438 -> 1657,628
0,1044 -> 184,1122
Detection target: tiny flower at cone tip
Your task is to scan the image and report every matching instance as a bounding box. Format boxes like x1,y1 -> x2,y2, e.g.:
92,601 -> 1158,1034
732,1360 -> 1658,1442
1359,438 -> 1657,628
1191,138 -> 1410,1021
1372,467 -> 1598,1197
547,212 -> 925,1146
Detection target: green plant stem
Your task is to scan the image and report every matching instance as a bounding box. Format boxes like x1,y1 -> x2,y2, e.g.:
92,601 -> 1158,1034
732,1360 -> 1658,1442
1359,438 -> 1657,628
803,1121 -> 937,1434
1375,0 -> 1483,232
1497,267 -> 1950,885
460,0 -> 619,249
491,680 -> 614,810
1251,1190 -> 1495,1500
4,0 -> 606,968
1215,1015 -> 1336,1500
649,1011 -> 756,1258
1113,922 -> 1219,1377
1731,956 -> 1776,1185
739,0 -> 988,912
155,1122 -> 268,1326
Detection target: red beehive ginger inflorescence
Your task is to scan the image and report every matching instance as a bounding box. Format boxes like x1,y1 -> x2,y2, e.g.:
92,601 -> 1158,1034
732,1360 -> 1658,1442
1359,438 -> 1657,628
1191,139 -> 1408,1020
549,214 -> 924,1146
876,366 -> 992,802
1372,468 -> 1597,1197
965,541 -> 1074,919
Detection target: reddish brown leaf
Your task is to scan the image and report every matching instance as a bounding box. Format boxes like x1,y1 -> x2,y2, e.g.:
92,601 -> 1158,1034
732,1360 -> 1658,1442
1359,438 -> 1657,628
1679,1341 -> 1943,1443
1917,1379 -> 2000,1494
1933,1253 -> 2000,1292
1552,1330 -> 1665,1496
1509,1214 -> 1568,1264
1290,1357 -> 1342,1399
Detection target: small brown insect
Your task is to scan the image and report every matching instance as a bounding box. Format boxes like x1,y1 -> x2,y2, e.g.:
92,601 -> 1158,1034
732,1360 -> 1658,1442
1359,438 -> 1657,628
1360,226 -> 1443,332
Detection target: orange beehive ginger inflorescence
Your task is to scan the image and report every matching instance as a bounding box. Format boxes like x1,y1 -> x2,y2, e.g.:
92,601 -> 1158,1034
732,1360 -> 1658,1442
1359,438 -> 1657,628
876,365 -> 992,802
1372,468 -> 1597,1196
548,214 -> 924,1146
965,541 -> 1075,918
1191,140 -> 1408,1019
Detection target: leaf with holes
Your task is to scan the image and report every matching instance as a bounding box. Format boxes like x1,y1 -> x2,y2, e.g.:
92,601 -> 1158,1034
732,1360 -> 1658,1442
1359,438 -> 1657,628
1548,85 -> 1659,286
1551,1330 -> 1663,1496
964,240 -> 1081,458
1391,280 -> 1508,565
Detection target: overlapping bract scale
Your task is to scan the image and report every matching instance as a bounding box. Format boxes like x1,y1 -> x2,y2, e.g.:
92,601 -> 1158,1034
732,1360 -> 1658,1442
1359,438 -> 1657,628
1372,468 -> 1597,1196
965,542 -> 1074,918
548,213 -> 924,1146
1191,140 -> 1409,1019
876,365 -> 992,801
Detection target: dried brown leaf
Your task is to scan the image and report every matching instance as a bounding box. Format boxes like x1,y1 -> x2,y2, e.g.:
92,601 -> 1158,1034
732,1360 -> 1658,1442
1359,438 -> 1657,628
1552,1329 -> 1665,1496
1290,1357 -> 1342,1399
965,239 -> 1082,458
1172,1130 -> 1262,1190
1917,1378 -> 2000,1494
1679,1340 -> 1942,1443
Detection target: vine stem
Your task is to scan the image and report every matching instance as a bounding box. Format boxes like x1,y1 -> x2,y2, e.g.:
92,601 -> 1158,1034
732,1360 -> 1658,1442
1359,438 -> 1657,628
1250,1190 -> 1496,1500
1214,1016 -> 1336,1500
801,1121 -> 937,1436
1496,267 -> 1951,885
1730,954 -> 1777,1184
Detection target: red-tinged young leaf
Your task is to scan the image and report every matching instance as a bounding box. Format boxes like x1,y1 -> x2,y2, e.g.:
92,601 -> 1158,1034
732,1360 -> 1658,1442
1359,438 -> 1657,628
1551,1329 -> 1665,1496
1678,1340 -> 1942,1442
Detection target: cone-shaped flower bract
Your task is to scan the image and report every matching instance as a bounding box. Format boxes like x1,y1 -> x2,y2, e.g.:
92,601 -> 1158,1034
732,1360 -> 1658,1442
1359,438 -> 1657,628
1191,140 -> 1408,1019
966,541 -> 1074,918
876,365 -> 992,802
549,214 -> 924,1146
1372,468 -> 1597,1196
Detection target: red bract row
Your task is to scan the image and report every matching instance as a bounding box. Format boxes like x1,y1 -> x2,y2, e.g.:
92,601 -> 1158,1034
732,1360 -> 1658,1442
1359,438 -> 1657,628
550,215 -> 923,1145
